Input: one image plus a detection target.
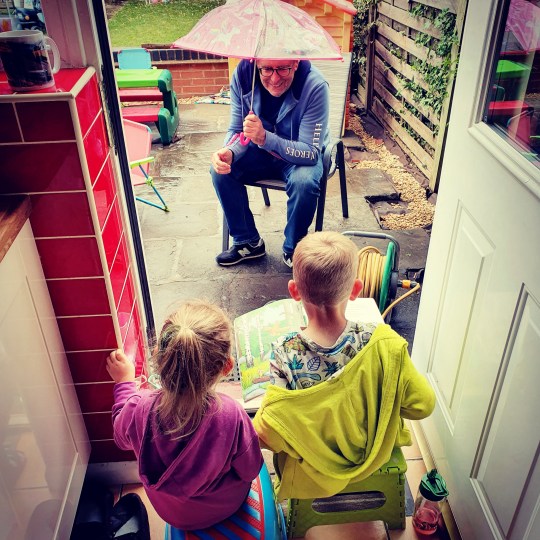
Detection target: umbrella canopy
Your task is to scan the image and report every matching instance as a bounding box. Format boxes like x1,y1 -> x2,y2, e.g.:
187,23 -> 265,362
172,0 -> 342,61
505,0 -> 540,53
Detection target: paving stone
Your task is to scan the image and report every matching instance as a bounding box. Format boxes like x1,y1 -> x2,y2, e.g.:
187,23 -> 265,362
142,237 -> 179,283
226,273 -> 292,320
133,178 -> 182,207
175,174 -> 218,203
159,150 -> 216,176
341,129 -> 365,149
346,167 -> 399,200
137,103 -> 430,351
148,278 -> 232,330
346,148 -> 380,163
385,228 -> 431,272
185,131 -> 227,150
179,103 -> 230,133
175,235 -> 229,281
139,201 -> 220,238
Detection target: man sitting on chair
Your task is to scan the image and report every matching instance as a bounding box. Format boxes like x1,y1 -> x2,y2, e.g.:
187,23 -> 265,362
210,58 -> 330,268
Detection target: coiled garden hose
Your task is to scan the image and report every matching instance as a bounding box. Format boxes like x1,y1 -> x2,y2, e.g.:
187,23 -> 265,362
380,279 -> 421,319
356,245 -> 421,320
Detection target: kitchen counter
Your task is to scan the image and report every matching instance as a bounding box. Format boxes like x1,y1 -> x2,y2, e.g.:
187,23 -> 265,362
0,195 -> 30,263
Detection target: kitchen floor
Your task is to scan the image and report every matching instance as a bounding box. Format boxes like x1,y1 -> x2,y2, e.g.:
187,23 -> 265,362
111,420 -> 458,540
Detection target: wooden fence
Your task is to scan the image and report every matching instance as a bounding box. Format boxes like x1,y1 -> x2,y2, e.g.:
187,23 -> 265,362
357,0 -> 467,190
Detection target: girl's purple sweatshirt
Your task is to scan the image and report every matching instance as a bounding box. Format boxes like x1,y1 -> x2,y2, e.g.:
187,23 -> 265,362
111,382 -> 263,530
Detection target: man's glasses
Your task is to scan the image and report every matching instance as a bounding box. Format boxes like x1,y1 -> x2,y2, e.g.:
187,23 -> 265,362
258,66 -> 293,77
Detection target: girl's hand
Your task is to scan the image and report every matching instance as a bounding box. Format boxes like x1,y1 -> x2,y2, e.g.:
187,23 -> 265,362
106,349 -> 135,383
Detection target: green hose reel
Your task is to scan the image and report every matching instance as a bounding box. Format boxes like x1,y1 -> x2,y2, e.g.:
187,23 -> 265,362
343,231 -> 400,315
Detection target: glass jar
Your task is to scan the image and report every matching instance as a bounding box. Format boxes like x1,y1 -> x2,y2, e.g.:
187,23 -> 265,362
412,469 -> 449,535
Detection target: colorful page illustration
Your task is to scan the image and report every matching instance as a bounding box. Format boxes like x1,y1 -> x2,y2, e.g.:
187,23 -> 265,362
234,299 -> 306,402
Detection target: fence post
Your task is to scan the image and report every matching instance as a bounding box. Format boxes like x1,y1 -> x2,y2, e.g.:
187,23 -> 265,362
429,0 -> 469,191
364,2 -> 377,112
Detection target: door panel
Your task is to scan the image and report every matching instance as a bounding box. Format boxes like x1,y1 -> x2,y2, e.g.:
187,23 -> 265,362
412,1 -> 540,538
430,206 -> 495,418
474,291 -> 540,537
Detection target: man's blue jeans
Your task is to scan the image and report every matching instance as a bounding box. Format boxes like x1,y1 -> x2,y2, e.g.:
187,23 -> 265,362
211,147 -> 322,255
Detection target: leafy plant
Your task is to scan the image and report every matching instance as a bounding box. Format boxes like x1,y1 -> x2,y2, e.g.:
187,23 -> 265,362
433,9 -> 459,57
400,7 -> 459,119
352,0 -> 379,71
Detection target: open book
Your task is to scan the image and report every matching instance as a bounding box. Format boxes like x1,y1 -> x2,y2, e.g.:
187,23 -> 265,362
232,298 -> 384,405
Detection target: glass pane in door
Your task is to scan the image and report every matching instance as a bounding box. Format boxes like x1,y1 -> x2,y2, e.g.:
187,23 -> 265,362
484,0 -> 540,167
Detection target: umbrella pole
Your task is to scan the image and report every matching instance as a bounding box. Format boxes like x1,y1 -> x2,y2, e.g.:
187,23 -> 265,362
250,61 -> 256,112
238,61 -> 257,146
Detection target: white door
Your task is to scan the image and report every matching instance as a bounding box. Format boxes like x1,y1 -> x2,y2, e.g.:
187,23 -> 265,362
412,1 -> 540,539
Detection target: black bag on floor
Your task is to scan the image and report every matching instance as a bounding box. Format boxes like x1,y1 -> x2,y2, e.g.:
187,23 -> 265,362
70,483 -> 150,540
70,482 -> 114,540
110,493 -> 151,540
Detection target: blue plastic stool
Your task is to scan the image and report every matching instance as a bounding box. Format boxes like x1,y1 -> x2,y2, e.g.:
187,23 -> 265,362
118,48 -> 153,70
164,463 -> 286,539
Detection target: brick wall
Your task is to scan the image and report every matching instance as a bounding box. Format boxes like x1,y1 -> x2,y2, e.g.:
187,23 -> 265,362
158,60 -> 230,98
114,49 -> 230,99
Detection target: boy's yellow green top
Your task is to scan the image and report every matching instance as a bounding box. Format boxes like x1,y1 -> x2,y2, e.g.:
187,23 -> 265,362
253,324 -> 436,499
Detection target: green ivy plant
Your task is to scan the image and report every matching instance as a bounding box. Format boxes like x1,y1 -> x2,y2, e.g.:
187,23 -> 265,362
351,1 -> 459,152
408,8 -> 459,117
352,0 -> 379,72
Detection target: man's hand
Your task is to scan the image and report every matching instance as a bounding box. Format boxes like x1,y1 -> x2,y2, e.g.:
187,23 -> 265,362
243,113 -> 266,146
106,349 -> 136,384
211,147 -> 233,174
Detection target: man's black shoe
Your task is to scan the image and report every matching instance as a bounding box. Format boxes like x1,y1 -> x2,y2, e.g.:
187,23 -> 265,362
216,238 -> 266,266
282,252 -> 293,269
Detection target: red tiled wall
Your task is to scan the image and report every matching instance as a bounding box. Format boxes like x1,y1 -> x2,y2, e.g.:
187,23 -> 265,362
0,69 -> 145,463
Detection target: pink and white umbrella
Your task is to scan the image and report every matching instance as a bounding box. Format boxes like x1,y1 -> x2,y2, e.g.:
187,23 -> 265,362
172,0 -> 344,144
505,0 -> 540,53
172,0 -> 343,61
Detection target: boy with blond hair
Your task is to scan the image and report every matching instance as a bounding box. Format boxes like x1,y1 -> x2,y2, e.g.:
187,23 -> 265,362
256,233 -> 435,499
270,231 -> 378,389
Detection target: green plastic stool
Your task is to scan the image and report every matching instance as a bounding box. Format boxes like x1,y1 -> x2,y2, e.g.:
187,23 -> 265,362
286,447 -> 407,538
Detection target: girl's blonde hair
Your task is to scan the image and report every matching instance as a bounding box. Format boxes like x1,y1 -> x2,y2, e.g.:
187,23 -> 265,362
293,232 -> 359,306
153,300 -> 232,439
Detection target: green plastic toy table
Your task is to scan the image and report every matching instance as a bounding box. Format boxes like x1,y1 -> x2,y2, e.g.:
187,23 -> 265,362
495,60 -> 531,101
116,67 -> 179,145
115,68 -> 173,94
496,59 -> 531,79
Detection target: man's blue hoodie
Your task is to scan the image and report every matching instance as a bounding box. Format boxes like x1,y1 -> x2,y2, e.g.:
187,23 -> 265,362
226,59 -> 330,166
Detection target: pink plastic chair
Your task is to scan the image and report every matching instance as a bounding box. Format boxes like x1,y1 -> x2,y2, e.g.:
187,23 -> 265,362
123,119 -> 169,212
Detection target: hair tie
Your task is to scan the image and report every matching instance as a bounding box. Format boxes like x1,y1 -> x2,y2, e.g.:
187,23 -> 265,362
159,324 -> 181,350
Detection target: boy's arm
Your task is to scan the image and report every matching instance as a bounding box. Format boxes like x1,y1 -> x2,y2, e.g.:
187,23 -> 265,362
269,347 -> 291,389
400,350 -> 436,420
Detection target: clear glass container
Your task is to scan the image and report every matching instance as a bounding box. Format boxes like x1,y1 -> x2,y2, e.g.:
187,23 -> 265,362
412,469 -> 449,535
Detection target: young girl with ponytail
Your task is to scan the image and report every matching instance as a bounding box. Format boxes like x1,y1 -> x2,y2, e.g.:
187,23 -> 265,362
106,300 -> 263,530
